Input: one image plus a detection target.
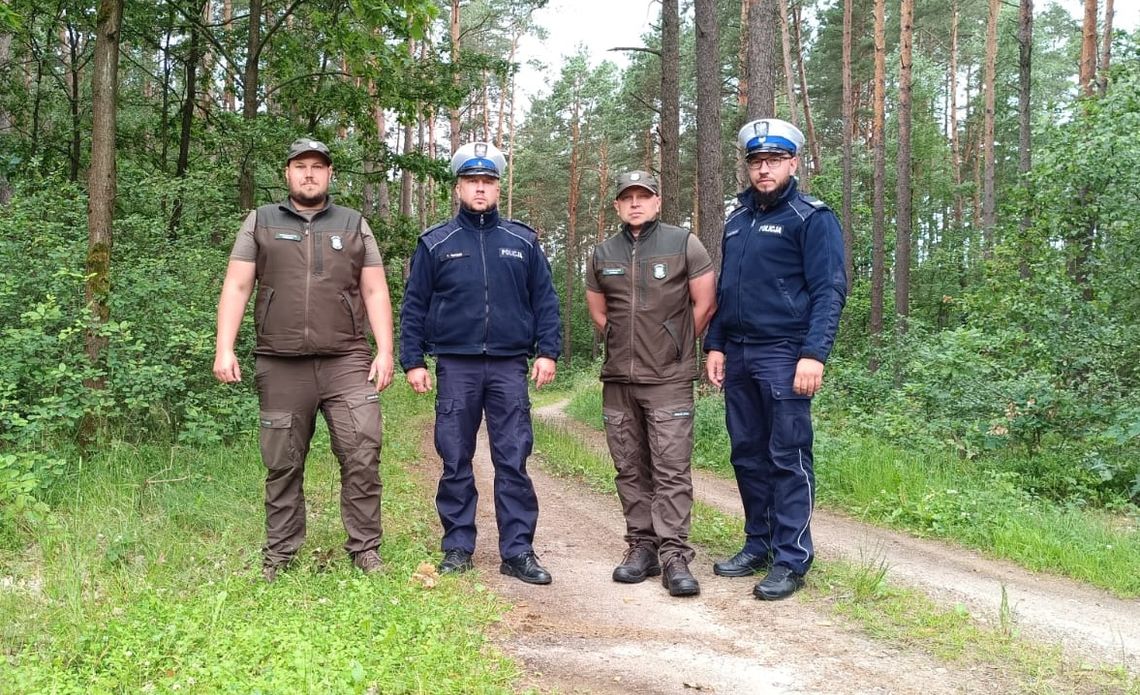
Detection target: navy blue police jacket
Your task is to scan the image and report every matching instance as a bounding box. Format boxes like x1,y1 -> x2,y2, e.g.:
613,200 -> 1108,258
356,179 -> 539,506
703,178 -> 847,363
399,205 -> 562,371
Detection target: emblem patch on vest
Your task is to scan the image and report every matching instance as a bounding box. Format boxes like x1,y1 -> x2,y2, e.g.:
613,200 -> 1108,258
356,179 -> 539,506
500,248 -> 524,260
274,232 -> 302,242
758,224 -> 783,235
652,263 -> 667,279
330,235 -> 343,251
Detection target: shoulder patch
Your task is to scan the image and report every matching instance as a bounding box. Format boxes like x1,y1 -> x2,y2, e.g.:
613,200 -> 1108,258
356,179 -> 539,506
502,218 -> 540,241
801,195 -> 828,209
419,219 -> 452,238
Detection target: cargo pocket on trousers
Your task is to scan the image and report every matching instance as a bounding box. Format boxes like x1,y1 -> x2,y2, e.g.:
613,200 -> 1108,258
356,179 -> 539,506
602,408 -> 630,462
648,405 -> 695,461
347,392 -> 382,449
259,410 -> 296,471
769,385 -> 813,452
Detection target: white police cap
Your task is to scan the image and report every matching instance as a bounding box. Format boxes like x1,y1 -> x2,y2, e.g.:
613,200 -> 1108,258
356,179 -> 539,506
737,119 -> 805,157
450,141 -> 507,179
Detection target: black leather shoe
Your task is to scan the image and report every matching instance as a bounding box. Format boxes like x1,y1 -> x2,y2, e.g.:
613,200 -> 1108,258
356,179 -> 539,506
437,548 -> 474,575
661,556 -> 700,597
612,545 -> 661,583
500,551 -> 552,585
753,565 -> 805,600
712,549 -> 770,577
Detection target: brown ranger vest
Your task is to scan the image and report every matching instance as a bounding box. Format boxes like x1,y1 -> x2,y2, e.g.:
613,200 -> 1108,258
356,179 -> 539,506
592,220 -> 699,383
252,199 -> 367,356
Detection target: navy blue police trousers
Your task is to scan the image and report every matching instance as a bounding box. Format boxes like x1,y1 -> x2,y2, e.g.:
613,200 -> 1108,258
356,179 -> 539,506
723,340 -> 815,575
433,355 -> 539,560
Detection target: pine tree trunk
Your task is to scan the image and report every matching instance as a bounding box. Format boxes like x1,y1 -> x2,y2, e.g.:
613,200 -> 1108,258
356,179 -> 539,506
238,0 -> 261,211
565,88 -> 582,366
981,0 -> 1000,253
1099,0 -> 1113,95
223,0 -> 235,111
695,0 -> 724,271
869,0 -> 886,359
660,0 -> 681,225
792,3 -> 821,177
1079,0 -> 1098,96
747,0 -> 778,118
896,0 -> 914,332
840,0 -> 854,291
0,26 -> 12,205
449,0 -> 461,151
1018,0 -> 1034,279
777,0 -> 799,126
950,0 -> 963,231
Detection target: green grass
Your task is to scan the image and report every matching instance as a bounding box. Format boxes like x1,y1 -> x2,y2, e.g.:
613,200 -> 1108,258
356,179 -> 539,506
532,415 -> 1139,693
566,383 -> 1140,598
0,382 -> 518,694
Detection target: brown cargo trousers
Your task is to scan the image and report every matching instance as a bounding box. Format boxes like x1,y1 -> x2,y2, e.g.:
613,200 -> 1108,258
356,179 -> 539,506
601,380 -> 696,563
255,352 -> 382,567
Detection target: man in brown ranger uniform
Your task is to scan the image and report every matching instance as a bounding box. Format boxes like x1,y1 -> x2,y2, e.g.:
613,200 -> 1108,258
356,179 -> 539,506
213,138 -> 395,583
585,170 -> 716,596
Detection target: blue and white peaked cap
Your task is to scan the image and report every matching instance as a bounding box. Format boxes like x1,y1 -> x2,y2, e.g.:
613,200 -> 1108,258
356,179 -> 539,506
738,118 -> 805,158
450,141 -> 507,179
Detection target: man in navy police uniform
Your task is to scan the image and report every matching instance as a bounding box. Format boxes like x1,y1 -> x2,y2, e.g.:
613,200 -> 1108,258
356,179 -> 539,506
399,141 -> 562,585
705,119 -> 847,600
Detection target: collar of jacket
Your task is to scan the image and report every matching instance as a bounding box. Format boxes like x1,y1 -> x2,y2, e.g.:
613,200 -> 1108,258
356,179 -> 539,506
738,177 -> 799,212
457,205 -> 501,230
279,195 -> 333,220
621,218 -> 660,243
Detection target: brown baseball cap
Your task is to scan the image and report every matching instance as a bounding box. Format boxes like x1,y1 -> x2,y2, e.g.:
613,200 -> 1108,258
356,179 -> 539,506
286,138 -> 332,165
614,170 -> 659,198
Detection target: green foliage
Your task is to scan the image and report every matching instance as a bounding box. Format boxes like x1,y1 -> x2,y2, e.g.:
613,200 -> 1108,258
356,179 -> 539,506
0,452 -> 64,547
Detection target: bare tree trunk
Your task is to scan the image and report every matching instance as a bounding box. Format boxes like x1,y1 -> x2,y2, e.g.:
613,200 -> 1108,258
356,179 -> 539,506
507,75 -> 517,218
981,0 -> 1000,255
85,0 -> 124,401
950,0 -> 963,231
840,0 -> 854,291
481,68 -> 490,141
1018,0 -> 1034,278
1099,0 -> 1113,95
66,23 -> 82,181
777,0 -> 799,126
792,3 -> 821,177
869,0 -> 886,359
238,0 -> 261,210
223,0 -> 235,111
0,26 -> 12,205
695,0 -> 724,271
400,39 -> 415,219
735,0 -> 751,193
1079,0 -> 1097,96
592,139 -> 610,360
660,0 -> 681,225
449,0 -> 461,151
171,3 -> 204,236
746,0 -> 778,118
565,86 -> 582,367
496,33 -> 519,147
896,0 -> 914,332
198,0 -> 214,113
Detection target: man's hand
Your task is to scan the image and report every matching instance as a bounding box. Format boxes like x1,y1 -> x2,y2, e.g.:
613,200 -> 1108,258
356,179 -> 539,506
406,366 -> 432,394
368,353 -> 394,392
213,349 -> 242,383
793,358 -> 825,397
530,357 -> 556,389
706,350 -> 725,387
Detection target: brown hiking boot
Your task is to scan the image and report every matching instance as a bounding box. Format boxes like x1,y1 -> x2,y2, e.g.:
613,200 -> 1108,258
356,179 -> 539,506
661,556 -> 700,597
353,549 -> 383,574
612,545 -> 661,584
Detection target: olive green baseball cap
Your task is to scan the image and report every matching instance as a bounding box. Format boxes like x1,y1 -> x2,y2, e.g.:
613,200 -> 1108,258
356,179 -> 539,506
614,170 -> 659,198
286,138 -> 332,165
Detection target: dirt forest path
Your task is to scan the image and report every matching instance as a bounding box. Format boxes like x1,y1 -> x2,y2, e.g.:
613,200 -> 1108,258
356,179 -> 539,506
407,403 -> 1095,695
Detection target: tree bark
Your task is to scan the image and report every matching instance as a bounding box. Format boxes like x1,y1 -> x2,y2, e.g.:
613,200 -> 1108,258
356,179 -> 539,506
223,0 -> 235,111
400,39 -> 415,219
1017,0 -> 1034,278
777,0 -> 799,126
85,0 -> 124,395
660,0 -> 681,225
565,83 -> 582,366
170,2 -> 204,236
869,0 -> 886,356
0,26 -> 11,205
949,0 -> 963,231
695,0 -> 724,271
1099,0 -> 1113,95
981,0 -> 999,253
896,0 -> 914,332
1079,0 -> 1097,96
792,3 -> 821,177
449,0 -> 461,151
238,0 -> 262,210
746,0 -> 778,118
840,0 -> 854,291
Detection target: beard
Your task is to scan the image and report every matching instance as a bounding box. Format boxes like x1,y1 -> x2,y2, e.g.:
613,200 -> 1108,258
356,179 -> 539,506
754,179 -> 792,209
291,190 -> 327,208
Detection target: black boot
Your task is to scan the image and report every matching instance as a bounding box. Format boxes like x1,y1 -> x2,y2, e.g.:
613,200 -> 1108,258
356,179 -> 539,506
661,556 -> 700,597
500,551 -> 553,585
612,545 -> 661,584
753,565 -> 805,600
712,549 -> 770,577
438,548 -> 474,574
